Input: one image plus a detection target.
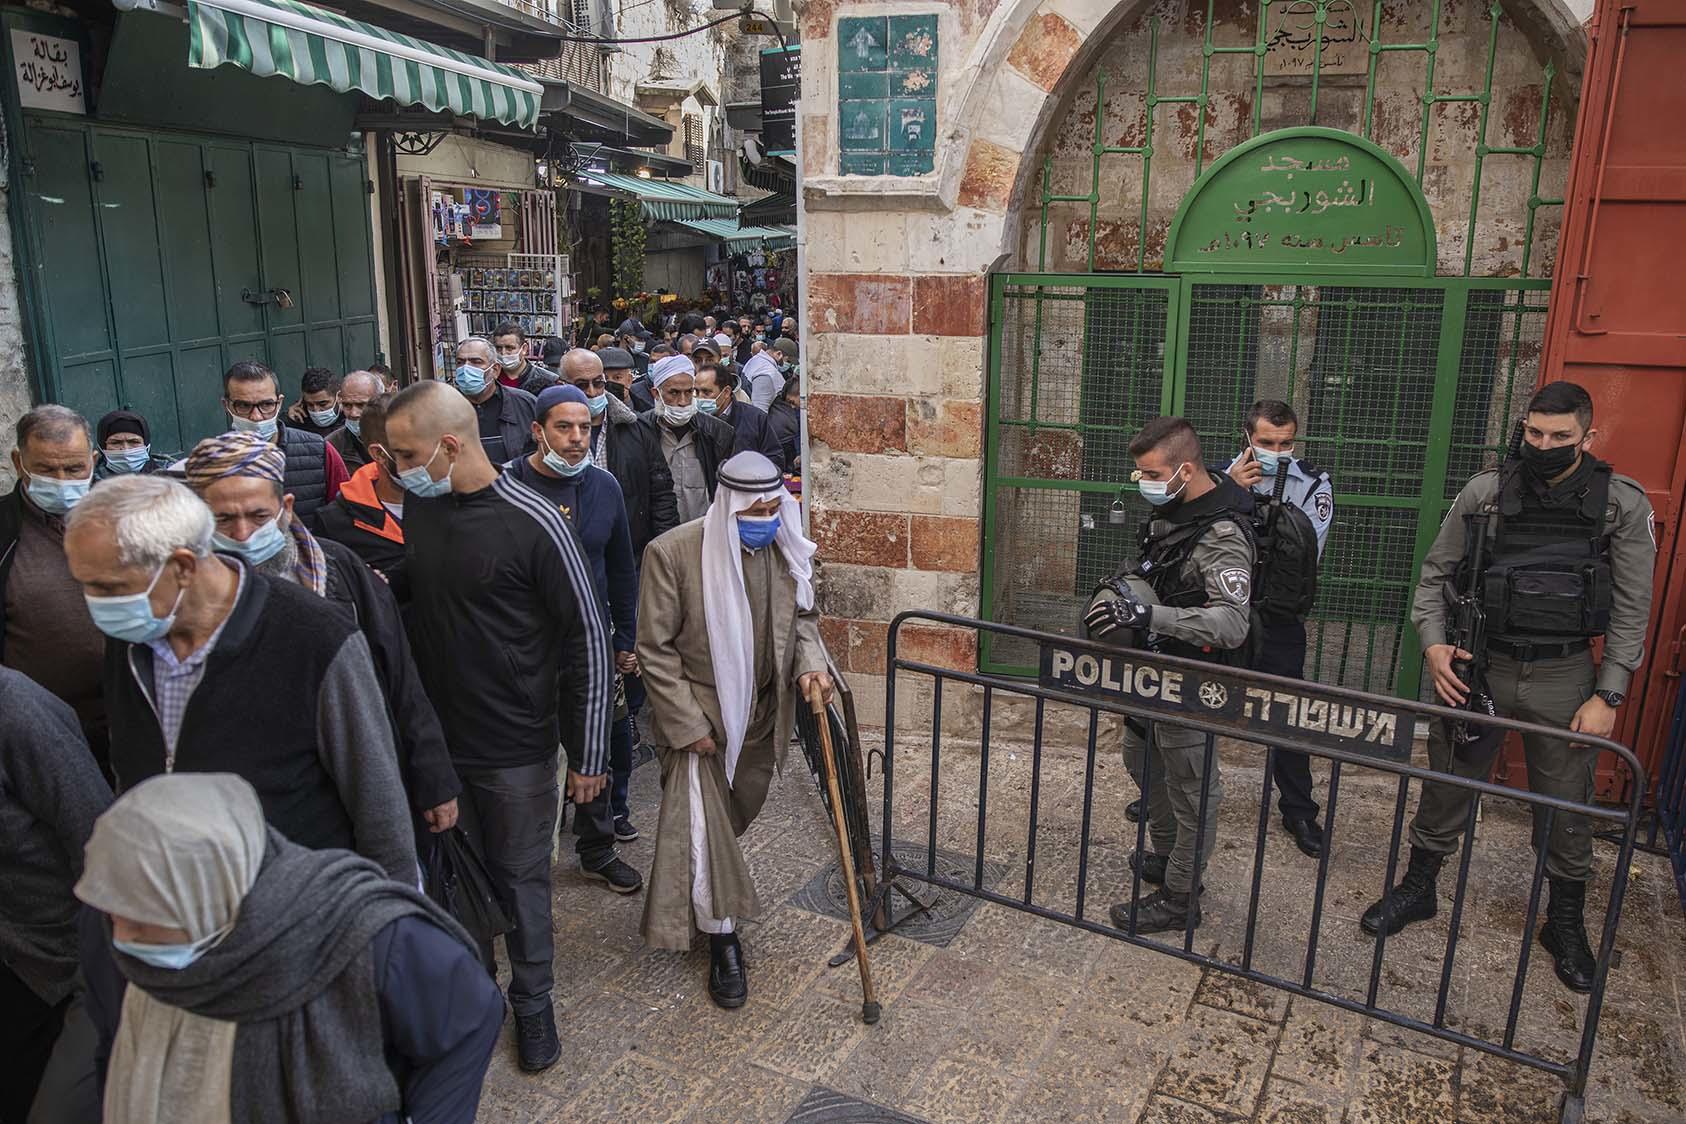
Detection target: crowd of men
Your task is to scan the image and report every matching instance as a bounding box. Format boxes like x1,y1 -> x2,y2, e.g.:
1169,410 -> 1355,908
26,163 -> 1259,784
0,303 -> 823,1122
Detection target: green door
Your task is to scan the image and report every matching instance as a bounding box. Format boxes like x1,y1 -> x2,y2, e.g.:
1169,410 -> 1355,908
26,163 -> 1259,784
16,118 -> 379,456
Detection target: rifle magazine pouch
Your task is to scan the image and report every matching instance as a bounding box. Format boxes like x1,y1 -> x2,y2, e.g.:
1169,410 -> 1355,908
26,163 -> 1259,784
1484,550 -> 1611,636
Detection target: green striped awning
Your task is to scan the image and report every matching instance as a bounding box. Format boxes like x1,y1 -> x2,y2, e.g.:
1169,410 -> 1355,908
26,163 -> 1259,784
585,171 -> 740,222
667,218 -> 796,252
186,0 -> 544,129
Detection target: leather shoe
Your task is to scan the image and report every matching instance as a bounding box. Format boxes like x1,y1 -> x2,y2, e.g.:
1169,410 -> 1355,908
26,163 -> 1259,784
515,1006 -> 561,1072
1282,816 -> 1324,859
1125,799 -> 1142,823
708,932 -> 747,1009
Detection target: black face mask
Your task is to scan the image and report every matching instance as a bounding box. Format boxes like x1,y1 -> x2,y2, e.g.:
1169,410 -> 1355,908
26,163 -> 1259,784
604,381 -> 627,402
1519,440 -> 1579,478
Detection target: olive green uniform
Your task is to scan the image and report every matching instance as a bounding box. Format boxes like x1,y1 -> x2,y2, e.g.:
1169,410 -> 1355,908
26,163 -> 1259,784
1092,515 -> 1254,895
1407,466 -> 1654,881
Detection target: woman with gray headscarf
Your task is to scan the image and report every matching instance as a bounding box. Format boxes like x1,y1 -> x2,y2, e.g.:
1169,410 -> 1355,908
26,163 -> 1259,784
74,773 -> 504,1124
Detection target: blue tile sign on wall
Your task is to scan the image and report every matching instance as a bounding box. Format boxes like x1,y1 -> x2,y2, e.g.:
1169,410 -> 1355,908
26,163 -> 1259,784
838,14 -> 937,176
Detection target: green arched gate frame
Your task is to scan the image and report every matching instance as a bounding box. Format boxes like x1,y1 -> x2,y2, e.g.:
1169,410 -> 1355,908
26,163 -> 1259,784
981,114 -> 1555,698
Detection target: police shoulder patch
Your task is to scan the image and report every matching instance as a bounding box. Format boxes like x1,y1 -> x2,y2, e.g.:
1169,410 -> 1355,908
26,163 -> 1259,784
1313,490 -> 1333,523
1218,567 -> 1251,603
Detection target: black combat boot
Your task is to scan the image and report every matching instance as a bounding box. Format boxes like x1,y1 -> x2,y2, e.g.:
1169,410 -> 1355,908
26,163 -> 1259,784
708,932 -> 748,1009
1538,878 -> 1597,994
1110,887 -> 1200,935
1129,849 -> 1168,884
1360,846 -> 1445,937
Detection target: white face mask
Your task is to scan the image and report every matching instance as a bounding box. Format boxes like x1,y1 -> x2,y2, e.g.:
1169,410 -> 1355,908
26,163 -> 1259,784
662,401 -> 698,426
495,352 -> 522,370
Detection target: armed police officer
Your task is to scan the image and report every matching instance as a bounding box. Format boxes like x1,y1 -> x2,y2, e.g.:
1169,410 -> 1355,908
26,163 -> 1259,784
1361,381 -> 1654,994
1228,400 -> 1333,858
1084,417 -> 1256,934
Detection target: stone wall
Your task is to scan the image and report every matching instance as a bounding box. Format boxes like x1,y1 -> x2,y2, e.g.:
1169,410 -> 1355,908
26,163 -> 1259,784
0,182 -> 35,490
795,0 -> 1589,729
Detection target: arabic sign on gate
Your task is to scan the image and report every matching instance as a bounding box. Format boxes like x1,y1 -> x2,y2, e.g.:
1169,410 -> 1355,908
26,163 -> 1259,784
1038,641 -> 1410,763
11,30 -> 84,115
1165,127 -> 1435,276
1262,0 -> 1370,77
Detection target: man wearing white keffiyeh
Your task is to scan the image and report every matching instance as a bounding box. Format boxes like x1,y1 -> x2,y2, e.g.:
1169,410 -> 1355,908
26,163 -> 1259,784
634,451 -> 830,1007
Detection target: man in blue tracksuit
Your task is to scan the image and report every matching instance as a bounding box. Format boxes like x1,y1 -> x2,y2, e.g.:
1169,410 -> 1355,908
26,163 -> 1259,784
505,385 -> 643,894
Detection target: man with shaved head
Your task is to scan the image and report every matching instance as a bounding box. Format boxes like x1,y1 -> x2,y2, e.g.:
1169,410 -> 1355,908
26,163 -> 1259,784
561,347 -> 678,559
385,379 -> 613,1074
325,368 -> 384,473
450,336 -> 537,464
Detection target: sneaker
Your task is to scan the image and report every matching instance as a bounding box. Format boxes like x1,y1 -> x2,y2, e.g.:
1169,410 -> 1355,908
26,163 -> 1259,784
583,856 -> 643,894
613,816 -> 641,842
515,1006 -> 560,1072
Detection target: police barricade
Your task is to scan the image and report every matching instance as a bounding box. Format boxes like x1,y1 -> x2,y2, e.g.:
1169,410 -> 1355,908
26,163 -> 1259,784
879,610 -> 1643,1124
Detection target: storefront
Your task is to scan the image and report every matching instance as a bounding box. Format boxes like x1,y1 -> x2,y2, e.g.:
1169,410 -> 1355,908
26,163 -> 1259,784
0,0 -> 545,452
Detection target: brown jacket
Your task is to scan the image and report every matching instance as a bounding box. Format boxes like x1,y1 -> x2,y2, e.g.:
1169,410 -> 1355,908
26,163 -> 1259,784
635,519 -> 826,767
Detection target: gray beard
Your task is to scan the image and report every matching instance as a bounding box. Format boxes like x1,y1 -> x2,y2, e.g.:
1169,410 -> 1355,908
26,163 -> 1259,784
256,532 -> 299,583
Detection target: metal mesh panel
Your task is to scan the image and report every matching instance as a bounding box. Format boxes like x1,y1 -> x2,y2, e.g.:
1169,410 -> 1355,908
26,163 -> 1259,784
1444,287 -> 1551,499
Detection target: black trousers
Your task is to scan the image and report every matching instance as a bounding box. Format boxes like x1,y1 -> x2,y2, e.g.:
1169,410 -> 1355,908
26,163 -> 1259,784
0,963 -> 61,1124
1257,618 -> 1320,821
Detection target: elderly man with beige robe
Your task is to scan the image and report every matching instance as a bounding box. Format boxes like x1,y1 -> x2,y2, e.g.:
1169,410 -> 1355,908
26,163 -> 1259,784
636,450 -> 830,1007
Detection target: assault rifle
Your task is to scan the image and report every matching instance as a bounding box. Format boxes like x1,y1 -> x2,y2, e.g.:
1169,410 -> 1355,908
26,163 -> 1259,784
1446,420 -> 1523,753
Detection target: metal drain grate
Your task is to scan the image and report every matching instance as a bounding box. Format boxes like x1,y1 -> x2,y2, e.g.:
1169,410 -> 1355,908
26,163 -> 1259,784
787,841 -> 1008,949
785,1088 -> 930,1123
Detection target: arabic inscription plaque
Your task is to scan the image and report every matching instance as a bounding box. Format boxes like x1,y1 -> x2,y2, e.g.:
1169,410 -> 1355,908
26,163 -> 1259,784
1165,127 -> 1435,276
1262,0 -> 1370,78
11,30 -> 84,115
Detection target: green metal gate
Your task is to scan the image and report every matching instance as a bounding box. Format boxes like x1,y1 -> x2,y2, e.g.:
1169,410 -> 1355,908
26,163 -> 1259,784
982,272 -> 1551,696
980,3 -> 1566,698
12,118 -> 379,456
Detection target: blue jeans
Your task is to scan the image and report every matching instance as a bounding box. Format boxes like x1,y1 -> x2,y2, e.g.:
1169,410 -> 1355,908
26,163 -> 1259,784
610,714 -> 633,821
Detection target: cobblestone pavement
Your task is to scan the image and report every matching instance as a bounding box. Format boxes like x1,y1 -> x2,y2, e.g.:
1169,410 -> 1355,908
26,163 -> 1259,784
478,731 -> 1686,1123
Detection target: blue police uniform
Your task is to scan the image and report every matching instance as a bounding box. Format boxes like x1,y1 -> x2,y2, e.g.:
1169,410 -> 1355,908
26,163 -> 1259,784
1226,451 -> 1334,827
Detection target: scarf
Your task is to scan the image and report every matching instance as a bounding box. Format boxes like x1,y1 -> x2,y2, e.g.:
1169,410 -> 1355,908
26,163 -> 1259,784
286,517 -> 328,596
700,451 -> 815,782
76,774 -> 476,1124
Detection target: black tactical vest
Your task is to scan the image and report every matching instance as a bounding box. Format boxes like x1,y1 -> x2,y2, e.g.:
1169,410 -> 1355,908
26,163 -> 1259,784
1125,485 -> 1257,666
1470,457 -> 1615,643
1252,461 -> 1325,623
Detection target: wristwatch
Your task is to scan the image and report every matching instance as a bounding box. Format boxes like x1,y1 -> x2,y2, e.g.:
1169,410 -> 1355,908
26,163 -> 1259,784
1593,689 -> 1625,708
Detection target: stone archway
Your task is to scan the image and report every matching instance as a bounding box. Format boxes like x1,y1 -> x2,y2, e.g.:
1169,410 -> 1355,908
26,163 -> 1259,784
796,0 -> 1591,714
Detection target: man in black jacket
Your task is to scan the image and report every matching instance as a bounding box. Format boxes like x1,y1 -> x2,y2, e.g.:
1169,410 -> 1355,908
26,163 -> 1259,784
638,355 -> 736,524
451,336 -> 537,463
385,380 -> 613,1074
695,362 -> 785,472
183,431 -> 461,844
62,476 -> 415,881
560,348 -> 679,558
325,369 -> 383,474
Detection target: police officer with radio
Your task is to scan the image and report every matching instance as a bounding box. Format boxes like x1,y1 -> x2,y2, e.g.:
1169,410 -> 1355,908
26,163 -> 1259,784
1228,400 -> 1334,858
1084,417 -> 1256,935
1361,381 -> 1654,994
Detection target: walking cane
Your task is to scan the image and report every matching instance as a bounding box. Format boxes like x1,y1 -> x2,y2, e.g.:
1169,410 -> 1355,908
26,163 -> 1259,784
807,680 -> 881,1025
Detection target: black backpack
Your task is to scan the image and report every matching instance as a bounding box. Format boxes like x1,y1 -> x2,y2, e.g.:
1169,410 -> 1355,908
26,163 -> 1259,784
1252,466 -> 1325,623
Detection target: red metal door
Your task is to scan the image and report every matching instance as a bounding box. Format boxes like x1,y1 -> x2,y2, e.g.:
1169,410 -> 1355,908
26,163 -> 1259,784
1539,0 -> 1686,799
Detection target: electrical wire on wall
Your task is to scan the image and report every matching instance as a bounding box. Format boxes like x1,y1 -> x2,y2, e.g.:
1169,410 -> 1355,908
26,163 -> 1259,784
558,8 -> 790,52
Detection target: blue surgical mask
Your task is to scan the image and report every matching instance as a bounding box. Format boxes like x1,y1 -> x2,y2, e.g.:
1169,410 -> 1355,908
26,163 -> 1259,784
343,417 -> 362,438
104,447 -> 152,475
114,928 -> 225,971
213,516 -> 288,565
229,413 -> 278,439
737,513 -> 781,550
454,364 -> 487,396
307,407 -> 340,428
542,437 -> 591,478
1252,447 -> 1287,477
1137,463 -> 1190,507
84,561 -> 184,644
697,396 -> 719,415
397,442 -> 453,498
25,471 -> 92,514
585,393 -> 609,419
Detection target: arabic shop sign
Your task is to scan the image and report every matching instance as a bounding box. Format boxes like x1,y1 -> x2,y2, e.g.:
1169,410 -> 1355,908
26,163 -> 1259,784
11,30 -> 84,115
1262,0 -> 1370,78
1038,641 -> 1409,763
1165,127 -> 1435,276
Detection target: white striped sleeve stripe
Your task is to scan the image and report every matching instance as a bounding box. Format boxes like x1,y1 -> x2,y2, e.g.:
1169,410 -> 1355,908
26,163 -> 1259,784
493,475 -> 614,775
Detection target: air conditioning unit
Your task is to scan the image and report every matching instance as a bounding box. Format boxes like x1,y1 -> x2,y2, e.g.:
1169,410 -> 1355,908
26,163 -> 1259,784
707,159 -> 724,194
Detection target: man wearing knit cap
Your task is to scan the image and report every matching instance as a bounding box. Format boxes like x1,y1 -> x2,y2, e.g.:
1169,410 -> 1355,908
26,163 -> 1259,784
93,410 -> 172,480
184,432 -> 461,845
636,450 -> 831,1007
634,354 -> 735,524
506,384 -> 645,883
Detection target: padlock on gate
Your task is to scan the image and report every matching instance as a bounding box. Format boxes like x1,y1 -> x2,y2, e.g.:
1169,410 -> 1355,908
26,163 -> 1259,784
1107,496 -> 1128,525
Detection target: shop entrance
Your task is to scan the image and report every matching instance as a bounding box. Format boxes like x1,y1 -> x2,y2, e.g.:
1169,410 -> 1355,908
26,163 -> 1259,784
981,127 -> 1551,703
13,117 -> 378,454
